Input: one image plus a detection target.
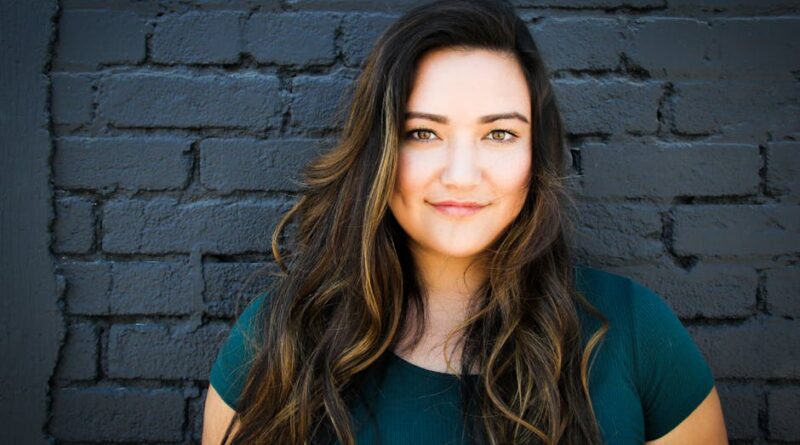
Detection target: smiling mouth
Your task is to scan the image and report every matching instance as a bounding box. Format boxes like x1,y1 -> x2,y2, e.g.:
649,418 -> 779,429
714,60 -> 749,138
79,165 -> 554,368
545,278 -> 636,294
429,200 -> 488,217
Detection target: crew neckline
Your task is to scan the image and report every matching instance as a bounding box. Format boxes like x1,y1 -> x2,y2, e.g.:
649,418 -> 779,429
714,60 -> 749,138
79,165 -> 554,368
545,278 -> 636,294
388,350 -> 480,380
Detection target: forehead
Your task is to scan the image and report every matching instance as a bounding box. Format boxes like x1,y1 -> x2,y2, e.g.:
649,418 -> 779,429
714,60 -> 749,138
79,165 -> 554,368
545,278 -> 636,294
406,47 -> 531,121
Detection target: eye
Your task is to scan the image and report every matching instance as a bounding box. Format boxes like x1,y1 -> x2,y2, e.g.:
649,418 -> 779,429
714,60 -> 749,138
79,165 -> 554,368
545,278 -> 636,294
486,129 -> 518,143
405,128 -> 439,142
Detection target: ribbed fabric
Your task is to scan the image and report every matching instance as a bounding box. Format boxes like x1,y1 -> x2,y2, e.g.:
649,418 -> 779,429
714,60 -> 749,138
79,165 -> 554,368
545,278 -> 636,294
209,264 -> 715,444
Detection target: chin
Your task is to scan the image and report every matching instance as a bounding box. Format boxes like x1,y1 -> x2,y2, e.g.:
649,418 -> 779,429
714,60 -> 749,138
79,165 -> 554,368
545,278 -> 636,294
426,240 -> 490,259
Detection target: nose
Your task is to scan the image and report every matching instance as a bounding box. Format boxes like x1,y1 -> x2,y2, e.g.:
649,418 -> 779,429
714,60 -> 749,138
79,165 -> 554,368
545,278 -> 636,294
440,138 -> 481,188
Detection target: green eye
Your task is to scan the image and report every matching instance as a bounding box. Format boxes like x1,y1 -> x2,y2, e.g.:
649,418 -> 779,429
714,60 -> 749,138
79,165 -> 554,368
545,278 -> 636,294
488,129 -> 517,143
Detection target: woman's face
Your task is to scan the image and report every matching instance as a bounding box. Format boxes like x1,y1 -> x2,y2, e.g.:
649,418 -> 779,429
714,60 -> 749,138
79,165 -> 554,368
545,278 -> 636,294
388,47 -> 533,260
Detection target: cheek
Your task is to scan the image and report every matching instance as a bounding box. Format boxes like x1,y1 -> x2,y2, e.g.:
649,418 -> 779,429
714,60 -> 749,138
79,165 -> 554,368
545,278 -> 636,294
389,152 -> 418,222
393,149 -> 437,201
490,149 -> 532,202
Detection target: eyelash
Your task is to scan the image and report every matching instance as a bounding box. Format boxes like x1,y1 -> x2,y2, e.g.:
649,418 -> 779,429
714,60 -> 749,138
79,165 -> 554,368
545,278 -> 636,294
404,127 -> 519,144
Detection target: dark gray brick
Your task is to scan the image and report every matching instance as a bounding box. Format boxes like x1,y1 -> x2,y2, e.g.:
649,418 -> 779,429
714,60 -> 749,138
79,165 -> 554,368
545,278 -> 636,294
51,387 -> 184,442
291,73 -> 354,130
627,18 -> 712,79
769,387 -> 800,441
152,11 -> 243,64
102,197 -> 289,254
204,262 -> 275,318
51,73 -> 93,125
97,72 -> 283,129
60,261 -> 196,317
673,205 -> 800,257
190,388 -> 208,441
572,204 -> 664,261
60,262 -> 111,315
610,262 -> 756,319
531,18 -> 624,72
552,78 -> 662,135
55,10 -> 146,69
767,141 -> 800,201
514,0 -> 663,7
666,0 -> 799,15
712,18 -> 800,81
341,13 -> 398,67
56,323 -> 98,381
245,12 -> 338,66
54,196 -> 95,254
107,322 -> 228,379
200,138 -> 324,193
287,0 -> 425,11
186,0 -> 281,9
766,267 -> 800,317
717,384 -> 761,440
673,81 -> 800,137
580,142 -> 760,198
110,261 -> 196,315
54,137 -> 192,191
690,318 -> 800,379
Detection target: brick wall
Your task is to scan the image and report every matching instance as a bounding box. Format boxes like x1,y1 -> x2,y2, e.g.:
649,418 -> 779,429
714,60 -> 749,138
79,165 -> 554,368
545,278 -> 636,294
41,0 -> 800,443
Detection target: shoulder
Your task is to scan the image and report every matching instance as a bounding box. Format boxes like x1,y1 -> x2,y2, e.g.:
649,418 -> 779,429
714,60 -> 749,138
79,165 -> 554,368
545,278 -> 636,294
232,291 -> 271,335
573,263 -> 716,439
572,262 -> 691,355
209,290 -> 272,410
571,262 -> 698,381
573,262 -> 663,324
573,263 -> 635,300
574,264 -> 650,324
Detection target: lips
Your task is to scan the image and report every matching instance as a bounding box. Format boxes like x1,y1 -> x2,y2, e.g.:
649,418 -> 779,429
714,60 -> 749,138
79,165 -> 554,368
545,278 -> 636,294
429,200 -> 488,217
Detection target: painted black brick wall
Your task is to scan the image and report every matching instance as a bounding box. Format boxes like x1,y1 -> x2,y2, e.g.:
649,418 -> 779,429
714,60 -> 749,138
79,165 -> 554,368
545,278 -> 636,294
2,0 -> 798,443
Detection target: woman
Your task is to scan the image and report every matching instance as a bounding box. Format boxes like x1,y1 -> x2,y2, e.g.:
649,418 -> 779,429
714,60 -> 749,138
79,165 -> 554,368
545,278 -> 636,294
203,0 -> 728,443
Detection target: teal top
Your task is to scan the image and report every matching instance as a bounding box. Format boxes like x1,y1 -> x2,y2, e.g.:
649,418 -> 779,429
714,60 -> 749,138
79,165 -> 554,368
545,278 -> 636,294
209,264 -> 715,444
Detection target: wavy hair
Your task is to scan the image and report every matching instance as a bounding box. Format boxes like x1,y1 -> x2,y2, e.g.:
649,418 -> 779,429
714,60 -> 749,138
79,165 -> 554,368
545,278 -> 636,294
224,0 -> 608,443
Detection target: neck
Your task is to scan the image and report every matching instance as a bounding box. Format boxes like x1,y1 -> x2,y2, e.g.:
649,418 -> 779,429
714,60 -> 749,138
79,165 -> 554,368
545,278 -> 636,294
396,241 -> 487,355
413,244 -> 486,308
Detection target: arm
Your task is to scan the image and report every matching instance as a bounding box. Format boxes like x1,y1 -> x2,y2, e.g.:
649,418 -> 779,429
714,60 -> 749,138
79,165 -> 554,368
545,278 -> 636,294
202,384 -> 239,445
646,386 -> 728,445
203,292 -> 270,444
626,278 -> 726,442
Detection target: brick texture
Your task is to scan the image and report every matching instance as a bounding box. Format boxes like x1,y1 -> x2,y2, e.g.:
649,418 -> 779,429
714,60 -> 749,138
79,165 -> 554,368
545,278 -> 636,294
51,73 -> 94,124
102,197 -> 289,254
673,205 -> 800,257
152,11 -> 243,64
55,323 -> 98,381
553,78 -> 662,135
107,322 -> 229,380
767,141 -> 800,202
580,142 -> 760,198
571,203 -> 664,261
54,196 -> 95,254
245,12 -> 339,66
769,387 -> 800,441
55,10 -> 146,69
51,387 -> 184,441
55,137 -> 192,191
531,18 -> 625,72
97,72 -> 284,129
716,384 -> 762,440
610,262 -> 757,319
690,319 -> 800,379
200,138 -> 324,192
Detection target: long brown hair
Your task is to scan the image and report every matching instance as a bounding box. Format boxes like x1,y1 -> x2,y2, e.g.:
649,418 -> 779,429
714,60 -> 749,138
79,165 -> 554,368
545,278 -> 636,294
225,0 -> 608,443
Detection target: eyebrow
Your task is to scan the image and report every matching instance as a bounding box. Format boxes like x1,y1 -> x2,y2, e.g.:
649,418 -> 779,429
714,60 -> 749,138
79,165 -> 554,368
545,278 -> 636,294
404,111 -> 530,125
